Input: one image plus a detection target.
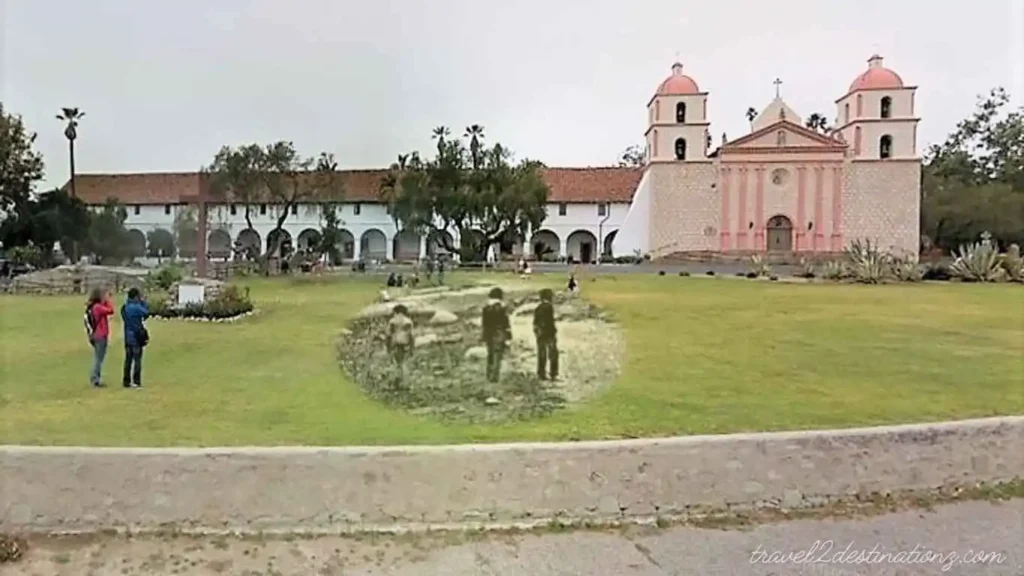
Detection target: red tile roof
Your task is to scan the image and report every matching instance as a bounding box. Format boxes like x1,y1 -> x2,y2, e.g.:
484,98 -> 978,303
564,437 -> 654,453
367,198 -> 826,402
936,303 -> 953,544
69,166 -> 642,205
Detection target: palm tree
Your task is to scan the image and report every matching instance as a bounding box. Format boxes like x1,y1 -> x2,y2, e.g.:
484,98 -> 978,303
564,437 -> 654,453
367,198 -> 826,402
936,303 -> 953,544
465,124 -> 485,168
805,113 -> 830,133
55,108 -> 85,198
745,107 -> 758,124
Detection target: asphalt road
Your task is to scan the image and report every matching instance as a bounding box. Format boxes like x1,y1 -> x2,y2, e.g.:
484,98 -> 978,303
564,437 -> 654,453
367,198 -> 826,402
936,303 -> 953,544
6,499 -> 1021,575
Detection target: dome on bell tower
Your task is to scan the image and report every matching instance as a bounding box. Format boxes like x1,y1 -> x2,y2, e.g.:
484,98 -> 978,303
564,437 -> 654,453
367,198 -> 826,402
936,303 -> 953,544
655,62 -> 701,96
848,54 -> 904,92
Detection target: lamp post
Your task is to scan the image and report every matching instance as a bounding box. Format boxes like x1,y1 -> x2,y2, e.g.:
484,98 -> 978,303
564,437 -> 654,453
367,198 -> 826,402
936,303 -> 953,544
57,107 -> 85,262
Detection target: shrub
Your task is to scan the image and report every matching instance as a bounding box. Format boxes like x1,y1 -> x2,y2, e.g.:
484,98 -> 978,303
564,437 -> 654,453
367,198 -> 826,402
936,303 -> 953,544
705,270 -> 715,276
1000,244 -> 1023,283
769,275 -> 779,282
798,257 -> 816,279
845,239 -> 891,284
151,284 -> 253,320
658,270 -> 666,276
745,272 -> 757,279
949,232 -> 1006,282
678,270 -> 690,277
892,256 -> 924,283
146,263 -> 184,291
747,254 -> 771,278
922,262 -> 952,281
821,261 -> 847,281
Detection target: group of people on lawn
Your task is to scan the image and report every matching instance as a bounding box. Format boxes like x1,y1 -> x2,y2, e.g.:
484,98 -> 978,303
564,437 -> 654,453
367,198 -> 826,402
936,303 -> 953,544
84,287 -> 150,389
386,284 -> 569,384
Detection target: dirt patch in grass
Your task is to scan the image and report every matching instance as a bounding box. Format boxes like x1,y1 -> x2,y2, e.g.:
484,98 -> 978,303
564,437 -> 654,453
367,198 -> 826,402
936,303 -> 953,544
338,282 -> 624,423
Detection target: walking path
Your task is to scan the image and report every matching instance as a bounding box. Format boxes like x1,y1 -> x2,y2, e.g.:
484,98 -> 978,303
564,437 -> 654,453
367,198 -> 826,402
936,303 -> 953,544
4,499 -> 1020,575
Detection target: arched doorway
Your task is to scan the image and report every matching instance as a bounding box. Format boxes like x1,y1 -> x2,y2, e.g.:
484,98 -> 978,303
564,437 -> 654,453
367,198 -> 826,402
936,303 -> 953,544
146,228 -> 175,258
393,229 -> 421,261
297,228 -> 322,252
126,229 -> 147,259
766,215 -> 794,252
530,230 -> 560,260
266,228 -> 293,258
566,229 -> 598,263
235,228 -> 261,260
360,229 -> 387,261
602,229 -> 618,258
207,229 -> 232,259
337,229 -> 355,261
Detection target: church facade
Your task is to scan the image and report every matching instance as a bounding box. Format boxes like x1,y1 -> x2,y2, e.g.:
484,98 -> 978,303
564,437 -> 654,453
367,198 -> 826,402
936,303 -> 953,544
614,55 -> 921,259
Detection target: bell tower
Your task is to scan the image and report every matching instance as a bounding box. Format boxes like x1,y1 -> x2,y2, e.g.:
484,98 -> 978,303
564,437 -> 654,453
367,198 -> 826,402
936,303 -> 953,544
646,62 -> 711,163
835,55 -> 919,160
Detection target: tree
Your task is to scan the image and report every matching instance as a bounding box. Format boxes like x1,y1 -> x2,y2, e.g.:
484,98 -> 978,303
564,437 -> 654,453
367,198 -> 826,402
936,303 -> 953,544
318,203 -> 344,264
55,108 -> 85,198
0,103 -> 45,213
0,188 -> 89,264
745,107 -> 758,123
85,199 -> 131,264
381,126 -> 549,261
921,87 -> 1024,252
146,228 -> 176,258
618,144 -> 646,167
805,112 -> 830,133
206,144 -> 263,231
173,206 -> 200,258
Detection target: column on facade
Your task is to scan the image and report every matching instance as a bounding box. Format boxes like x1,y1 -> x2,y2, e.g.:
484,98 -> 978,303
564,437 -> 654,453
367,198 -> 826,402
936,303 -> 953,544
385,236 -> 395,262
353,234 -> 362,261
719,167 -> 731,251
522,225 -> 532,258
736,168 -> 748,250
831,166 -> 843,251
796,167 -> 808,251
418,234 -> 427,260
754,167 -> 765,249
813,167 -> 825,251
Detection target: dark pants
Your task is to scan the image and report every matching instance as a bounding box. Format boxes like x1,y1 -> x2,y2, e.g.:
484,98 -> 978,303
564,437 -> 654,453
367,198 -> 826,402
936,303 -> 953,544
485,340 -> 505,383
123,345 -> 143,386
536,335 -> 559,379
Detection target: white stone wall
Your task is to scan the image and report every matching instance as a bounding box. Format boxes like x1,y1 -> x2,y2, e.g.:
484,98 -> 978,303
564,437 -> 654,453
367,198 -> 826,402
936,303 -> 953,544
648,162 -> 718,255
844,160 -> 921,257
2,417 -> 1020,533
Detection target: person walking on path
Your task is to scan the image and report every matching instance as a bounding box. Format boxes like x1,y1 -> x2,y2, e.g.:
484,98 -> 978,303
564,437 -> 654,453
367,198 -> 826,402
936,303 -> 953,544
386,304 -> 415,380
85,287 -> 115,388
120,288 -> 150,388
533,288 -> 559,381
481,287 -> 511,383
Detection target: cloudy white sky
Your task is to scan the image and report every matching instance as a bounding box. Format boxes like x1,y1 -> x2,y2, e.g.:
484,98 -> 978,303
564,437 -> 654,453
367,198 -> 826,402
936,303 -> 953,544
2,0 -> 1022,189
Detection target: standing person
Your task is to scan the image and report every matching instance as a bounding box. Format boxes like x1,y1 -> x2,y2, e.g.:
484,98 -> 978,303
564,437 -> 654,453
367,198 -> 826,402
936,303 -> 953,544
84,287 -> 115,388
437,257 -> 446,286
567,273 -> 579,294
481,287 -> 511,383
533,288 -> 559,381
386,304 -> 415,378
120,287 -> 149,389
425,257 -> 435,284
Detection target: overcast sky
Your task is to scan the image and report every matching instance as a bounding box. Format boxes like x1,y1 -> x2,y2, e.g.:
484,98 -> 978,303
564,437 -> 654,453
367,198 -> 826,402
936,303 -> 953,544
2,0 -> 1022,189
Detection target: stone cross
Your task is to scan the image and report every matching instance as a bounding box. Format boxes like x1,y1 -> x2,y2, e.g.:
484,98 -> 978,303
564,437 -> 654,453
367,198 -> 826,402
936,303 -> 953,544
773,78 -> 783,99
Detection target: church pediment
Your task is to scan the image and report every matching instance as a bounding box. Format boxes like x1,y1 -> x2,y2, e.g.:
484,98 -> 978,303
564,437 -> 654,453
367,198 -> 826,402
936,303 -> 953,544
722,120 -> 847,153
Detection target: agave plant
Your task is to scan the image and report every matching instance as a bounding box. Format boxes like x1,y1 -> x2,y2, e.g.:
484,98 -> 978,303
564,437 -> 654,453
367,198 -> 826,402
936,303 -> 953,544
844,239 -> 892,284
1000,243 -> 1023,283
821,260 -> 847,281
748,254 -> 772,277
891,257 -> 924,282
949,232 -> 1006,282
799,257 -> 816,278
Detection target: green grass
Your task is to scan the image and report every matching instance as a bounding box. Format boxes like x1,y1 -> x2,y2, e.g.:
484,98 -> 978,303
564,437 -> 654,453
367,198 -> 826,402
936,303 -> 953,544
0,274 -> 1021,446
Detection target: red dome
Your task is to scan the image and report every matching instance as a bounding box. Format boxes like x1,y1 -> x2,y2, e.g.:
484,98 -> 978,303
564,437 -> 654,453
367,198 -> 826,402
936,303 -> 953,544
656,62 -> 701,95
848,55 -> 904,92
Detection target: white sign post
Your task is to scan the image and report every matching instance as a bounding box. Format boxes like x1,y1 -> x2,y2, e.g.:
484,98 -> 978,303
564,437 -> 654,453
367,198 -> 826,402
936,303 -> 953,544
178,284 -> 206,306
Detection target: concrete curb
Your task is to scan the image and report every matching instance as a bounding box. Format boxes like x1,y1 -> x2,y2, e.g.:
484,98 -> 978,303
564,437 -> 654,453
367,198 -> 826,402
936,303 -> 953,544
3,416 -> 1022,534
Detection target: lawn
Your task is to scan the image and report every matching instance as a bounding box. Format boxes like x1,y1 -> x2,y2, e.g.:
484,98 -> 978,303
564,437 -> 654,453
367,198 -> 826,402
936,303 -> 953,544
0,273 -> 1021,446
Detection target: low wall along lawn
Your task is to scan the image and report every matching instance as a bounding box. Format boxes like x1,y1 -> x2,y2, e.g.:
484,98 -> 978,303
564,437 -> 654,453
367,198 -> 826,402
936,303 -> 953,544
2,417 -> 1021,534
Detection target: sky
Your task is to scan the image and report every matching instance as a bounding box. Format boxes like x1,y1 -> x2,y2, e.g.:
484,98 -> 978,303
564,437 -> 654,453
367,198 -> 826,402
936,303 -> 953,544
2,0 -> 1022,189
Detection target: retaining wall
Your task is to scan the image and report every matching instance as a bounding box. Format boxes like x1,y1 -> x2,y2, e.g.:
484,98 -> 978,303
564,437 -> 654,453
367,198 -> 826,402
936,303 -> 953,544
2,417 -> 1022,534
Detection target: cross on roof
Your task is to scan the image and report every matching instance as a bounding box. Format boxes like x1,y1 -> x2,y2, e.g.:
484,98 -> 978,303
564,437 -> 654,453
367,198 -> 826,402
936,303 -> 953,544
773,78 -> 783,99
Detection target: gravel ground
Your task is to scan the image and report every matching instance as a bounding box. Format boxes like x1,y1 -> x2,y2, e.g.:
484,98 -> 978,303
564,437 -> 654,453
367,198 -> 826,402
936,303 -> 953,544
4,499 -> 1020,575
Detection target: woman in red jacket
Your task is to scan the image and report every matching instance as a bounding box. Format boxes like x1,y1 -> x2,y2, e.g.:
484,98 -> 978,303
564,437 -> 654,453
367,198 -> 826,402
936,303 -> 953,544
86,287 -> 115,388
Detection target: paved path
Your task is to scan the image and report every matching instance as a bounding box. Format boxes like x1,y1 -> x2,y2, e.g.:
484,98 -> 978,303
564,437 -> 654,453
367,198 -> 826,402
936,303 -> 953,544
5,499 -> 1021,575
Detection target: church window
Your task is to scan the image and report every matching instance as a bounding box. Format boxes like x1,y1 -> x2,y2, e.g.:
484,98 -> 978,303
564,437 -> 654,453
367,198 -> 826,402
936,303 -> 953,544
674,138 -> 687,160
844,103 -> 850,124
260,203 -> 267,215
770,168 -> 789,186
880,96 -> 892,119
558,203 -> 567,216
133,205 -> 141,215
856,94 -> 863,116
776,131 -> 787,146
655,101 -> 660,122
676,102 -> 687,123
854,127 -> 863,155
879,135 -> 893,159
598,203 -> 607,217
229,204 -> 237,216
164,204 -> 171,215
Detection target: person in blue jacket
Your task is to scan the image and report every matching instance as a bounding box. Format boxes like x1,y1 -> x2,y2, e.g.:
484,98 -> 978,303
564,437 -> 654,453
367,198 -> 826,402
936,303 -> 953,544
121,287 -> 150,388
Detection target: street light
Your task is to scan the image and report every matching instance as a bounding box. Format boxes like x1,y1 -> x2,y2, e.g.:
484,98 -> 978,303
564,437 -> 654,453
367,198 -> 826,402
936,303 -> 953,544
56,108 -> 85,198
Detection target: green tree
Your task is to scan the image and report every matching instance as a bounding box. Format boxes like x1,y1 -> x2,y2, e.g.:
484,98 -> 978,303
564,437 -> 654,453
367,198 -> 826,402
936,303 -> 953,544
146,228 -> 176,258
173,207 -> 199,258
0,188 -> 89,264
381,126 -> 549,261
618,144 -> 646,167
805,112 -> 830,133
318,203 -> 344,264
745,107 -> 758,123
921,87 -> 1024,252
206,144 -> 263,231
85,199 -> 131,264
0,103 -> 45,213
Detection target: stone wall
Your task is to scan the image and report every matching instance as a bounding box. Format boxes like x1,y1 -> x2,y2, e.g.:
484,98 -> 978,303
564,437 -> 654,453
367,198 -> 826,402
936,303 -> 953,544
844,160 -> 921,257
648,162 -> 718,256
2,417 -> 1021,534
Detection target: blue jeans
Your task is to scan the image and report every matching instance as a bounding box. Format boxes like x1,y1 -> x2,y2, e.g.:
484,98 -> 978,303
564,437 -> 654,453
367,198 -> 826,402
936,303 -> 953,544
123,345 -> 144,386
90,337 -> 108,385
